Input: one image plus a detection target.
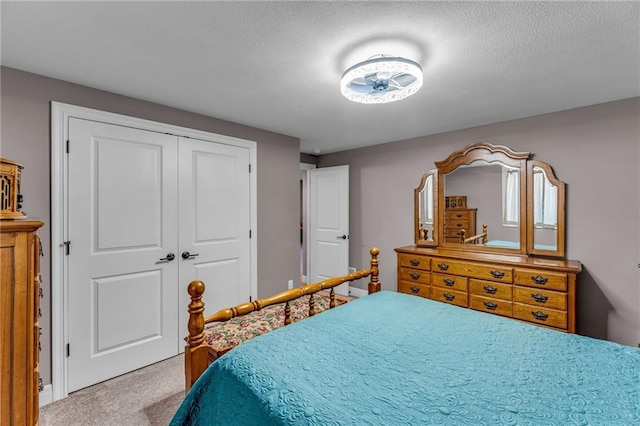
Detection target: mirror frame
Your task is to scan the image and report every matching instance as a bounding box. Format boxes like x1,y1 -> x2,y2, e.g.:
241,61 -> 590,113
414,169 -> 438,247
526,160 -> 566,258
414,142 -> 567,258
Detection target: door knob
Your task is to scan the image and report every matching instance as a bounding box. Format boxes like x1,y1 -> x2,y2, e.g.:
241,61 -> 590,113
336,235 -> 348,240
181,251 -> 200,260
158,253 -> 175,262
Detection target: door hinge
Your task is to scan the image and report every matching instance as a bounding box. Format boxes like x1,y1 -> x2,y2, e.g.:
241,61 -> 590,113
249,296 -> 252,302
66,140 -> 70,153
249,229 -> 252,239
249,164 -> 252,173
62,241 -> 71,255
66,343 -> 70,357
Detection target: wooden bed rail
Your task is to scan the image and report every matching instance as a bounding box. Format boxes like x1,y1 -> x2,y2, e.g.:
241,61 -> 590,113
460,224 -> 488,244
185,247 -> 380,390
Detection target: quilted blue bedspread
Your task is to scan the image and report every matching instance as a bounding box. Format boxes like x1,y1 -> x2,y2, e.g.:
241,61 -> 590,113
171,291 -> 640,425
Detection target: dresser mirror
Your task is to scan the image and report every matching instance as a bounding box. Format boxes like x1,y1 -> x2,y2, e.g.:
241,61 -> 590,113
415,142 -> 566,258
442,162 -> 524,250
414,170 -> 438,246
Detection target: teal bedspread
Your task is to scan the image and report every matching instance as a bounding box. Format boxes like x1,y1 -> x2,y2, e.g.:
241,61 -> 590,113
171,291 -> 640,425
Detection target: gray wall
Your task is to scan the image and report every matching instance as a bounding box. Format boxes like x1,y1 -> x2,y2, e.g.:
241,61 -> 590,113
0,67 -> 301,385
319,97 -> 640,347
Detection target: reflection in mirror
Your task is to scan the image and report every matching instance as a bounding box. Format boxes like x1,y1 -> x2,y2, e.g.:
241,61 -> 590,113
532,166 -> 558,250
444,162 -> 520,249
502,166 -> 519,227
415,170 -> 437,246
419,175 -> 434,240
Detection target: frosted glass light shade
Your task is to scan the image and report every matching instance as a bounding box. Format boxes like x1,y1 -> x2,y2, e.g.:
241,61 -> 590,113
340,56 -> 423,104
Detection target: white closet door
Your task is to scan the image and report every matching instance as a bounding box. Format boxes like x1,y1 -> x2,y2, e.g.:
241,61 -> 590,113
68,118 -> 179,392
177,137 -> 251,343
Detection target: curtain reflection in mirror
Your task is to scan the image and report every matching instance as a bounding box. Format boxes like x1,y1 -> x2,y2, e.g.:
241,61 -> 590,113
422,175 -> 433,225
502,167 -> 519,226
533,168 -> 557,229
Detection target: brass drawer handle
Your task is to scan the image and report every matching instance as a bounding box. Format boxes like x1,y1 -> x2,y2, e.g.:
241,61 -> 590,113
531,275 -> 548,285
409,259 -> 421,267
531,311 -> 549,321
410,273 -> 420,280
531,293 -> 548,303
443,278 -> 455,286
483,285 -> 497,294
410,286 -> 420,294
490,270 -> 505,279
437,263 -> 449,271
483,301 -> 498,311
456,214 -> 462,218
456,224 -> 463,227
443,293 -> 455,301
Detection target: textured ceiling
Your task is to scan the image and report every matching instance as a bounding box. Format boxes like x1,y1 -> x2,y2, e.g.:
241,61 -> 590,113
2,1 -> 638,154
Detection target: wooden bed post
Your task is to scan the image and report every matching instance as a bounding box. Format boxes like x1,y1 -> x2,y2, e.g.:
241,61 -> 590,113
368,247 -> 380,293
185,280 -> 210,392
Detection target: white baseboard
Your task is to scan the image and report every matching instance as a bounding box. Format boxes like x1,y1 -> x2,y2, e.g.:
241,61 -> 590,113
348,287 -> 368,298
40,384 -> 53,407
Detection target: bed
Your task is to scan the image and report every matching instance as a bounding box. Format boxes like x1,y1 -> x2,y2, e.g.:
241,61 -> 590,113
173,290 -> 639,425
173,287 -> 639,425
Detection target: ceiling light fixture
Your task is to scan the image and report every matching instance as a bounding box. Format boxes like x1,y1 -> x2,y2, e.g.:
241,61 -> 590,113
340,54 -> 423,104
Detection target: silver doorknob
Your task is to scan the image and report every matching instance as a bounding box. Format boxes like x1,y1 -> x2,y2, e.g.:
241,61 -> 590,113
181,251 -> 200,260
336,235 -> 348,240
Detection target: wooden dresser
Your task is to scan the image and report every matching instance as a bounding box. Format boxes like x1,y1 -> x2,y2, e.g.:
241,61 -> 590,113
1,219 -> 44,425
395,246 -> 582,332
443,196 -> 477,243
444,207 -> 477,243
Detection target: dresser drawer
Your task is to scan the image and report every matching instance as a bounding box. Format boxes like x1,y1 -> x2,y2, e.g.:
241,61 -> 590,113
513,286 -> 567,311
398,281 -> 430,298
513,303 -> 567,329
432,258 -> 513,283
469,279 -> 512,301
398,254 -> 431,271
445,219 -> 469,230
431,273 -> 468,292
399,268 -> 430,285
445,210 -> 470,220
470,295 -> 512,317
430,288 -> 468,308
443,228 -> 465,239
514,269 -> 567,291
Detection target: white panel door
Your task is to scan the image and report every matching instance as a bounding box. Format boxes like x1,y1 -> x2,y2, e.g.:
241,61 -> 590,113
177,137 -> 251,342
308,166 -> 349,295
68,118 -> 179,392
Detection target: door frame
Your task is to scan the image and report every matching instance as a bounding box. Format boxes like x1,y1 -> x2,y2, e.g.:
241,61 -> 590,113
300,162 -> 316,283
51,102 -> 257,401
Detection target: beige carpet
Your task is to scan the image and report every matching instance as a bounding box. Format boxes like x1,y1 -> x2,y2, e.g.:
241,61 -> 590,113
39,354 -> 184,426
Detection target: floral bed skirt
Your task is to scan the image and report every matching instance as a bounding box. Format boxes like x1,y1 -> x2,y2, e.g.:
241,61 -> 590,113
204,293 -> 346,355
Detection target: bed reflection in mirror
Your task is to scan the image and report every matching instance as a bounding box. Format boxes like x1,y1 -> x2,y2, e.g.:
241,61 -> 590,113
444,162 -> 521,249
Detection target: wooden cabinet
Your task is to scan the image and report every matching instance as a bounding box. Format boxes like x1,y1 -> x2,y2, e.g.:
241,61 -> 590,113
1,219 -> 44,425
395,246 -> 581,332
